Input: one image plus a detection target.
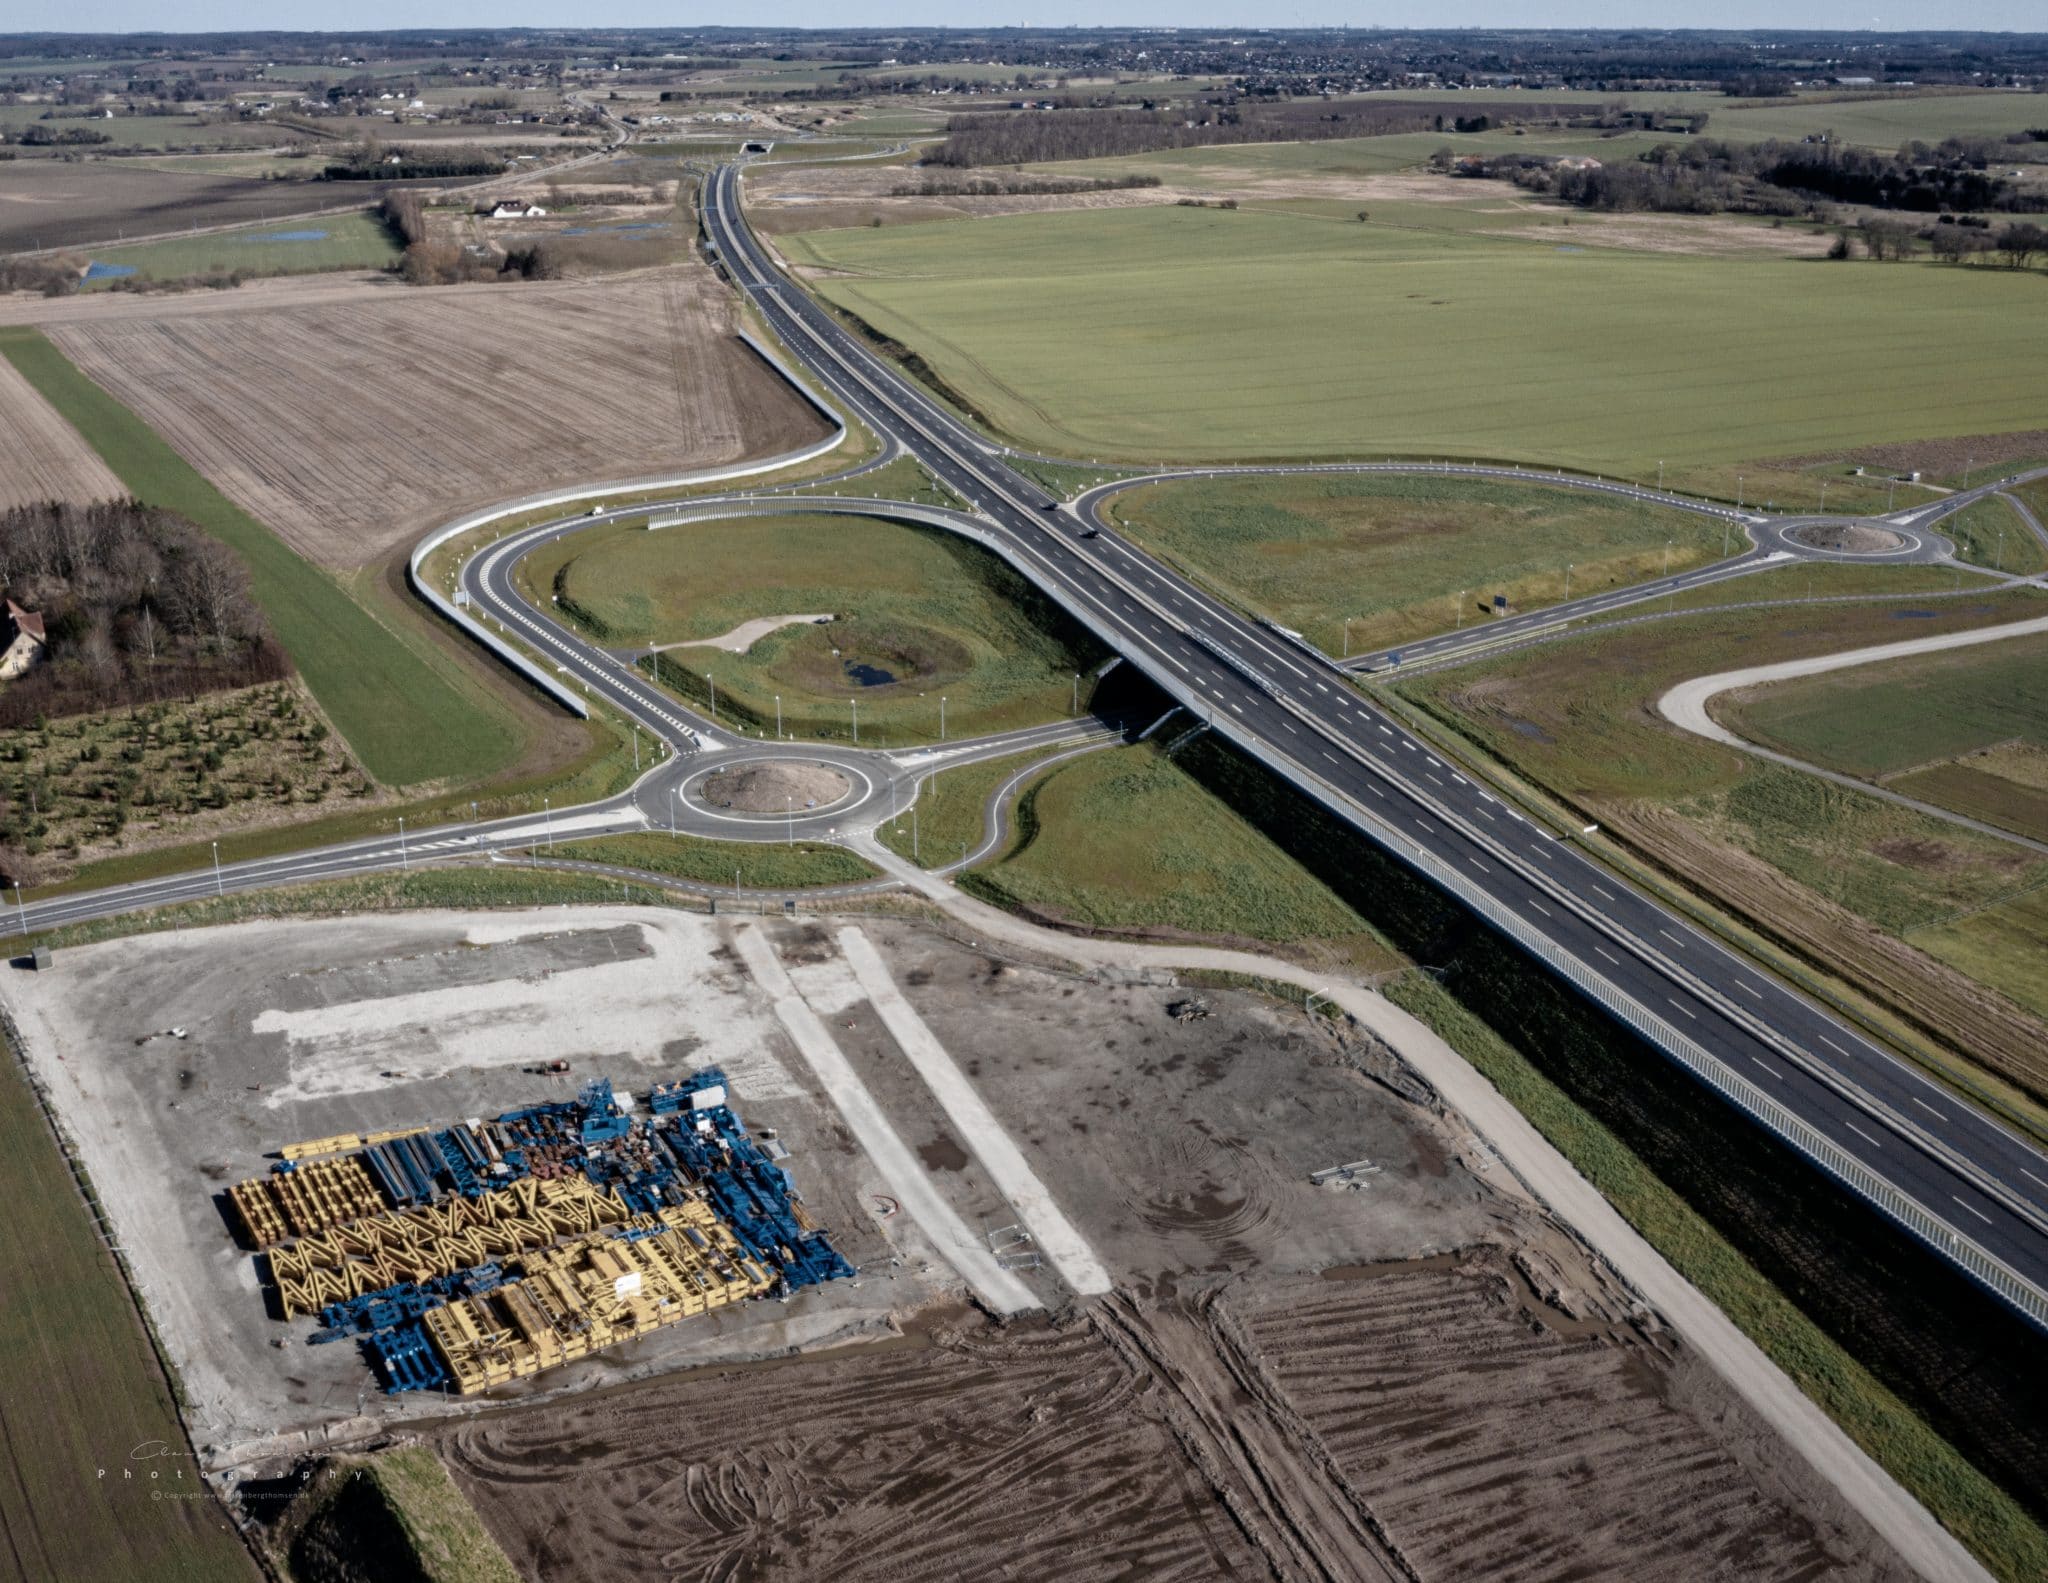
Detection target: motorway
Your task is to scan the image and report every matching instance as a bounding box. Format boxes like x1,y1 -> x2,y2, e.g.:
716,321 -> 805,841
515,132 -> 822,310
697,160 -> 2048,1323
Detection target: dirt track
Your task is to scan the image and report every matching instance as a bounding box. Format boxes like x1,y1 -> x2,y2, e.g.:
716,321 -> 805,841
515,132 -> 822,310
40,267 -> 833,567
0,350 -> 122,509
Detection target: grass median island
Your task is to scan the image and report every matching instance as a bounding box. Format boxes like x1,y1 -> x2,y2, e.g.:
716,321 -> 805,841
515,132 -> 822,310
877,745 -> 1067,868
549,832 -> 877,889
0,1029 -> 256,1583
1723,628 -> 2048,855
1108,473 -> 1728,654
1384,969 -> 2048,1583
0,328 -> 523,788
1944,496 -> 2047,576
525,511 -> 1105,745
782,203 -> 2048,472
959,737 -> 1402,974
1391,588 -> 2048,1106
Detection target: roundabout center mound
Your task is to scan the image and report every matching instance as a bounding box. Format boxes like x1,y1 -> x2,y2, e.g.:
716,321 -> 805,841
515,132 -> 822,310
698,761 -> 851,813
1789,521 -> 1908,555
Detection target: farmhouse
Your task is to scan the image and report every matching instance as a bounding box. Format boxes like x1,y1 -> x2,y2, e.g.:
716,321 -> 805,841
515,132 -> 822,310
0,600 -> 47,682
488,199 -> 548,219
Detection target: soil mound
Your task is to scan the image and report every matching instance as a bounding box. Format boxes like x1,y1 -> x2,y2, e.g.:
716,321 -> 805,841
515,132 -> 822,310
698,760 -> 850,812
1790,521 -> 1907,554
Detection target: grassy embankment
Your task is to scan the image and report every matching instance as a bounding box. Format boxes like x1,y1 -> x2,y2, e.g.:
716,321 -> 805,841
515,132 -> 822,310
274,1445 -> 518,1583
957,737 -> 1404,976
0,1026 -> 255,1582
1388,590 -> 2048,1113
876,745 -> 1076,869
1106,472 -> 1731,654
548,832 -> 877,889
781,202 -> 2048,481
83,211 -> 401,283
1724,629 -> 2048,854
521,511 -> 1105,746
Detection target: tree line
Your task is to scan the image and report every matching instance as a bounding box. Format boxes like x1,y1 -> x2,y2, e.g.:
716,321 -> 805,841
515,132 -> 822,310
0,501 -> 287,728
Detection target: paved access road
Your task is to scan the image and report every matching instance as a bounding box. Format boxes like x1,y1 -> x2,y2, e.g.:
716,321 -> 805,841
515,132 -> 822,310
700,161 -> 2048,1324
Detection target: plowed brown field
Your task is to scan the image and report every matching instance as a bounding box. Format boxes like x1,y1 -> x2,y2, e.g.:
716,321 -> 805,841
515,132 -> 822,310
0,350 -> 122,508
44,268 -> 834,567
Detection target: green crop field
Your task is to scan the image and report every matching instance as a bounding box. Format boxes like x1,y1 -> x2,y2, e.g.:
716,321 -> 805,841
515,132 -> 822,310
84,211 -> 400,282
1943,497 -> 2048,576
525,511 -> 1104,745
0,330 -> 525,787
1107,473 -> 1730,653
0,1034 -> 256,1583
784,204 -> 2048,474
1702,91 -> 2048,150
961,737 -> 1400,973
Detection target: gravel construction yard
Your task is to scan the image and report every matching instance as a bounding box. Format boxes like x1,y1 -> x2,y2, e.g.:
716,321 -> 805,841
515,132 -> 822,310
0,347 -> 121,509
0,906 -> 1910,1579
37,267 -> 834,568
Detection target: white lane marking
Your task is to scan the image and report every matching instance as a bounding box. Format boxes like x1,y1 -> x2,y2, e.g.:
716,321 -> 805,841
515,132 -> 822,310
1596,946 -> 1621,965
2024,1169 -> 2048,1192
1667,998 -> 1696,1020
1953,1196 -> 1994,1226
1847,1123 -> 1882,1149
1477,807 -> 1495,821
1912,1096 -> 1945,1120
1468,857 -> 1489,874
1659,929 -> 1684,948
1751,1058 -> 1782,1081
1414,819 -> 1434,833
1820,1035 -> 1853,1058
1589,884 -> 1614,901
1367,783 -> 1383,797
1282,720 -> 1298,733
1737,981 -> 1762,998
1322,751 -> 1340,764
1529,900 -> 1550,917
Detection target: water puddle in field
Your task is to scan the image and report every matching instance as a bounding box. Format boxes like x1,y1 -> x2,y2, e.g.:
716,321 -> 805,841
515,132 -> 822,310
1891,609 -> 1938,619
82,261 -> 136,279
843,660 -> 897,686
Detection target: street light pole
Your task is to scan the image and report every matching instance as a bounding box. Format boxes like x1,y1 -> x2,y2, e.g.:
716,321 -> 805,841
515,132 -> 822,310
851,697 -> 858,745
705,673 -> 716,724
399,816 -> 408,873
940,695 -> 947,741
1072,673 -> 1079,715
786,796 -> 794,846
670,784 -> 678,837
774,695 -> 781,738
1736,474 -> 1744,509
632,722 -> 640,773
543,796 -> 553,850
1657,459 -> 1664,491
212,840 -> 223,898
1563,563 -> 1572,601
1455,589 -> 1464,630
1343,617 -> 1353,659
14,883 -> 28,941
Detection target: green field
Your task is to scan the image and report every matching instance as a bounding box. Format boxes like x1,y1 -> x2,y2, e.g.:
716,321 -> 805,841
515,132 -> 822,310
1944,497 -> 2048,576
1702,91 -> 2048,150
0,329 -> 526,787
784,204 -> 2048,473
84,211 -> 400,282
1108,473 -> 1730,653
960,737 -> 1400,973
0,105 -> 291,150
528,512 -> 1104,744
552,832 -> 877,889
0,1033 -> 256,1583
1725,627 -> 2048,853
1728,629 -> 2048,781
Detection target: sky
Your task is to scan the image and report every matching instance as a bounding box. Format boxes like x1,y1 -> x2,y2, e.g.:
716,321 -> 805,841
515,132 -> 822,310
36,5 -> 2048,34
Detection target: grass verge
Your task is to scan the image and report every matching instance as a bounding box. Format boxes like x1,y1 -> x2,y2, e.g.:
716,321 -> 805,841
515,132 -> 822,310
548,832 -> 878,889
876,745 -> 1060,868
0,328 -> 520,787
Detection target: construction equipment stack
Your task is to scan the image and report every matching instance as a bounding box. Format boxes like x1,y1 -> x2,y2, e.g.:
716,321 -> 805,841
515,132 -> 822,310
221,1069 -> 850,1395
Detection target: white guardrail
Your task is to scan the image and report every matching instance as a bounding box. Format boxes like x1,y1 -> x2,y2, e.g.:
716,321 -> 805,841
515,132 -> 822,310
407,331 -> 846,718
649,493 -> 2048,1330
